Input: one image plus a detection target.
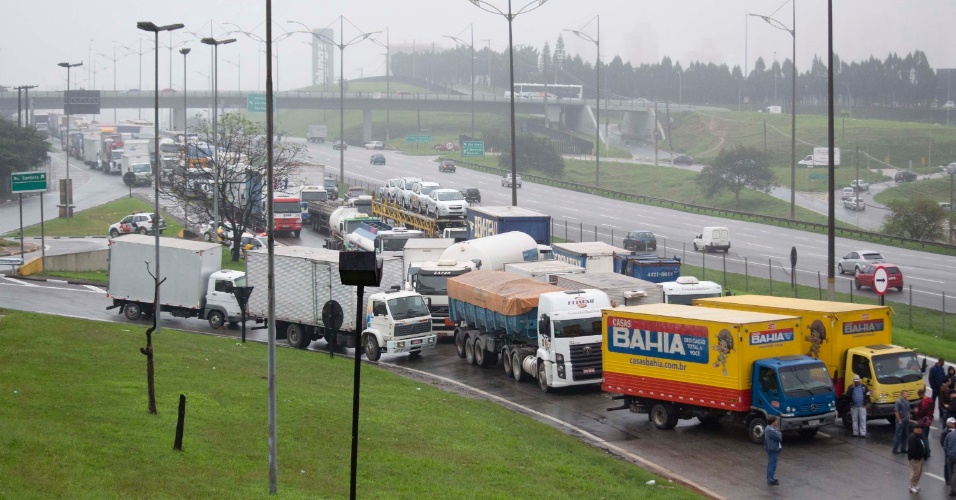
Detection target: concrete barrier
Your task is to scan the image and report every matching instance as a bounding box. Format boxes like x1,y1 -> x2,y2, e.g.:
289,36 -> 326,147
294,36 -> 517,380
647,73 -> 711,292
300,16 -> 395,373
39,249 -> 109,273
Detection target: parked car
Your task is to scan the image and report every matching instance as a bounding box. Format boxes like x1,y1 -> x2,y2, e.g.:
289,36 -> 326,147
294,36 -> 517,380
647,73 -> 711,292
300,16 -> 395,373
332,140 -> 347,150
370,154 -> 386,165
109,212 -> 167,238
379,178 -> 402,201
855,263 -> 904,292
843,197 -> 866,211
364,141 -> 384,150
837,249 -> 885,275
461,187 -> 481,204
409,181 -> 441,213
895,170 -> 918,182
623,230 -> 657,252
434,142 -> 460,152
423,188 -> 469,217
392,177 -> 423,207
438,160 -> 457,173
851,179 -> 869,191
672,154 -> 693,166
840,187 -> 856,201
502,173 -> 522,188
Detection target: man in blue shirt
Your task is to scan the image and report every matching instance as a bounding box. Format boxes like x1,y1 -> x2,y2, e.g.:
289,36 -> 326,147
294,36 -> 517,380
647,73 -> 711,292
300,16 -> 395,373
931,359 -> 947,419
893,390 -> 911,454
846,374 -> 870,437
764,416 -> 783,486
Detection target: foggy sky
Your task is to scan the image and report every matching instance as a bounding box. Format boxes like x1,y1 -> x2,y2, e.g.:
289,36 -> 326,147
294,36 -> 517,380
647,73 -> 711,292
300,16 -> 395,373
2,0 -> 952,94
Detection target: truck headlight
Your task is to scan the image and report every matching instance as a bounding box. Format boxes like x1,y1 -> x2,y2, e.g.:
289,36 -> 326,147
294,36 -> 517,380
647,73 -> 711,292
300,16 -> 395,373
556,354 -> 564,364
397,341 -> 405,348
428,337 -> 436,344
829,400 -> 836,409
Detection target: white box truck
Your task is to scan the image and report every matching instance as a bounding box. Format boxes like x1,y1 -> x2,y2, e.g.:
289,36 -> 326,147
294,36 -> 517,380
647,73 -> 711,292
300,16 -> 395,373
555,272 -> 663,308
82,133 -> 101,168
106,235 -> 245,328
307,124 -> 328,143
121,154 -> 154,186
245,246 -> 436,360
552,241 -> 628,273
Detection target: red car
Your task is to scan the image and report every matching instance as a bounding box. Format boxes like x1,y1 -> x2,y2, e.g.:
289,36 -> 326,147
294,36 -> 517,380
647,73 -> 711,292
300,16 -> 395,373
434,142 -> 460,152
855,263 -> 904,292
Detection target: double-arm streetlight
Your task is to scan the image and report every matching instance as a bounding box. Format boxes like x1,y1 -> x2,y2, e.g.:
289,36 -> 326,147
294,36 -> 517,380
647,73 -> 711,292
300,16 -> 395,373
98,44 -> 131,122
200,36 -> 236,228
565,15 -> 600,188
288,18 -> 378,188
470,0 -> 550,206
57,61 -> 82,221
369,29 -> 391,142
751,5 -> 796,219
137,21 -> 185,345
118,39 -> 154,119
224,23 -> 295,129
444,23 -> 475,139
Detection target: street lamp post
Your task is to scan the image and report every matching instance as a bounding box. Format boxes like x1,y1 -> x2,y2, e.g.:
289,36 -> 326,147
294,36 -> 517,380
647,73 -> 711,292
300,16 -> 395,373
225,56 -> 241,92
288,19 -> 378,188
201,36 -> 237,228
137,21 -> 184,347
444,24 -> 476,138
470,0 -> 551,206
482,39 -> 492,92
180,48 -> 190,131
565,14 -> 600,188
57,62 -> 82,221
370,28 -> 391,142
752,4 -> 797,220
99,44 -> 130,122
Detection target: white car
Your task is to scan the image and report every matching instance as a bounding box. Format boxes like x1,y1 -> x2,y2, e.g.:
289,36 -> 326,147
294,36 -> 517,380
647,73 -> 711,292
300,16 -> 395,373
109,212 -> 167,238
423,188 -> 469,217
850,179 -> 869,192
502,173 -> 522,188
200,220 -> 237,243
840,187 -> 856,201
843,197 -> 866,211
364,141 -> 384,150
379,178 -> 402,201
409,181 -> 441,213
837,249 -> 885,275
392,176 -> 422,208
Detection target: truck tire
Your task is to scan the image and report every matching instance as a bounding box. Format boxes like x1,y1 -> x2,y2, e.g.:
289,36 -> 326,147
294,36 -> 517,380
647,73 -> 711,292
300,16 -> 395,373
693,242 -> 699,251
287,323 -> 310,349
502,348 -> 514,377
650,403 -> 677,430
465,337 -> 477,365
475,339 -> 488,366
537,361 -> 551,393
207,310 -> 225,329
364,335 -> 381,362
294,230 -> 301,238
748,417 -> 767,444
123,302 -> 143,321
455,330 -> 467,359
512,351 -> 526,382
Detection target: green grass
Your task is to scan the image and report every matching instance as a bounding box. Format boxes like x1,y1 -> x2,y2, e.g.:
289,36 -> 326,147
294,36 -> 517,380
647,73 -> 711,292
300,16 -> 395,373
2,197 -> 182,239
874,176 -> 956,206
0,311 -> 700,499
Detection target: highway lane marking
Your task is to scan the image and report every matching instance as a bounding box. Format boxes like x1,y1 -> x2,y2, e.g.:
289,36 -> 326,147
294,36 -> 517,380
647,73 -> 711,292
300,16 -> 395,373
0,281 -> 103,293
743,243 -> 773,249
83,285 -> 105,293
386,363 -> 726,500
2,278 -> 38,287
905,276 -> 945,284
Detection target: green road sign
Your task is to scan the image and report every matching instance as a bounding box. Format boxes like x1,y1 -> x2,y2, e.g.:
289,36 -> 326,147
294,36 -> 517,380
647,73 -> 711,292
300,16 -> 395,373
462,141 -> 485,157
247,93 -> 276,113
808,172 -> 829,180
11,171 -> 47,193
404,135 -> 432,143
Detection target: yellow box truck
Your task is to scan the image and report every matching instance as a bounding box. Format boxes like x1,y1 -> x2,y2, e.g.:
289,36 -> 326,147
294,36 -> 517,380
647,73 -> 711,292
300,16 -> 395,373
603,303 -> 837,443
693,295 -> 924,427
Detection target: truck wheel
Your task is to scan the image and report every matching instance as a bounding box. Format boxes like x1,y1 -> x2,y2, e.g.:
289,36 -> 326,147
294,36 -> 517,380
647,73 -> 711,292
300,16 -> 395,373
455,330 -> 467,359
294,230 -> 301,238
502,348 -> 514,377
408,350 -> 422,359
650,403 -> 677,430
465,337 -> 477,365
287,323 -> 310,349
475,340 -> 488,366
693,243 -> 699,251
207,310 -> 225,329
748,417 -> 767,444
364,335 -> 381,362
512,351 -> 527,382
537,361 -> 551,393
123,302 -> 143,321
798,428 -> 818,439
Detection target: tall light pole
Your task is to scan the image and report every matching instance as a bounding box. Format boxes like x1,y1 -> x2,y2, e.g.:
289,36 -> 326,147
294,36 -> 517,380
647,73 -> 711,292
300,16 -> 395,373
445,23 -> 476,139
225,56 -> 241,91
160,36 -> 188,129
99,44 -> 130,122
752,4 -> 797,219
370,29 -> 391,142
288,19 -> 378,187
482,39 -> 493,92
57,62 -> 82,221
137,21 -> 184,350
470,0 -> 551,206
223,23 -> 295,131
180,48 -> 190,131
201,36 -> 236,227
565,14 -> 600,188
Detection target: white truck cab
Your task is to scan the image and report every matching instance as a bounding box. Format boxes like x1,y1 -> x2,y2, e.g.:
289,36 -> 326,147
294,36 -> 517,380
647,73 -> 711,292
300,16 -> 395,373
533,289 -> 611,391
363,290 -> 437,360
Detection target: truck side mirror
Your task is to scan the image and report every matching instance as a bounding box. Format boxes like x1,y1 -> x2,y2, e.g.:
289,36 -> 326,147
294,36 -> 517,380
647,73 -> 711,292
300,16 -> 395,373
921,358 -> 928,374
538,314 -> 550,336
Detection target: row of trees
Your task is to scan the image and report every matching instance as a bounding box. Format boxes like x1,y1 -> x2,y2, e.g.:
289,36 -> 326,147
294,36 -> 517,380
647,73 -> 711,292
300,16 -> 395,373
391,35 -> 943,109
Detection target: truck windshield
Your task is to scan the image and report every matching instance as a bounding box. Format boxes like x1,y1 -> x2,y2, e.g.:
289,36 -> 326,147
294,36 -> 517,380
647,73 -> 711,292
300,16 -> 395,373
552,318 -> 602,339
872,352 -> 923,384
274,201 -> 300,214
381,237 -> 409,252
300,191 -> 328,202
778,364 -> 834,398
387,295 -> 430,320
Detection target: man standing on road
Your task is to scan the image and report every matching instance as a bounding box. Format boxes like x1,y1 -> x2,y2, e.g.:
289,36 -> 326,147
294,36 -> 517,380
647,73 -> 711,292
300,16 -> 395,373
893,389 -> 910,454
908,426 -> 928,493
764,416 -> 782,486
846,374 -> 869,437
941,378 -> 953,422
932,359 -> 947,416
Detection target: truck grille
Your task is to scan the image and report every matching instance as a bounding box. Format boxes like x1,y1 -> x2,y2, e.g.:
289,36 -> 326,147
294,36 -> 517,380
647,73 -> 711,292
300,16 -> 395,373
429,305 -> 449,318
394,321 -> 431,338
569,342 -> 602,381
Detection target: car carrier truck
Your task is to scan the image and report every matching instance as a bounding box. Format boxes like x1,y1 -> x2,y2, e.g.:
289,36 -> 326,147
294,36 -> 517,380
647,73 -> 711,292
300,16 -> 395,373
604,303 -> 838,443
693,295 -> 925,427
106,235 -> 244,329
245,246 -> 436,360
448,270 -> 611,392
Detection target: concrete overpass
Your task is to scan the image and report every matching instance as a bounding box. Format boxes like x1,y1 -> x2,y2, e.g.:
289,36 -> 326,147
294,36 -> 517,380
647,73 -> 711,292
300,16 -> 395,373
0,89 -> 692,143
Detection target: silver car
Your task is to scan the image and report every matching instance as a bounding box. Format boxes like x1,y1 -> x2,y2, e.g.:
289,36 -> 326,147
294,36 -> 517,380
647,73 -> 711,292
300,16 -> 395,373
837,249 -> 885,275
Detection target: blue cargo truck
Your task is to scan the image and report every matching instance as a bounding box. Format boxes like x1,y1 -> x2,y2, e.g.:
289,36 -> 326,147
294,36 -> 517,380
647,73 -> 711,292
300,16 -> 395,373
613,252 -> 681,283
466,206 -> 551,245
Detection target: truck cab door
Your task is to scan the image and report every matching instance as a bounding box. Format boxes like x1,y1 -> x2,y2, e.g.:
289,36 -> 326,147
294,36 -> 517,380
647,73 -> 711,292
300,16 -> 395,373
369,300 -> 391,333
752,365 -> 781,413
207,278 -> 236,312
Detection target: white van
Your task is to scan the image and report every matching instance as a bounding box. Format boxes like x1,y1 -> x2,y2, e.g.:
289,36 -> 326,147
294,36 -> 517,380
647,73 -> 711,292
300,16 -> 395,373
693,227 -> 730,253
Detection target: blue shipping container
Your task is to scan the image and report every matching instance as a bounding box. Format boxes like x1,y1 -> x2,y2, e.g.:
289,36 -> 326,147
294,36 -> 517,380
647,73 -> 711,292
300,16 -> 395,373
466,206 -> 551,245
613,254 -> 681,283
